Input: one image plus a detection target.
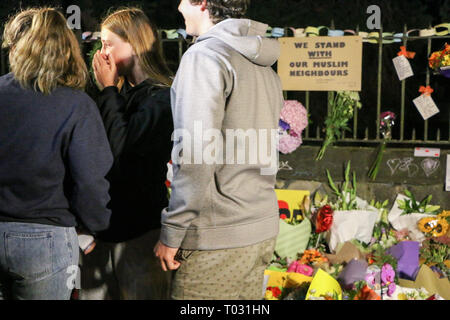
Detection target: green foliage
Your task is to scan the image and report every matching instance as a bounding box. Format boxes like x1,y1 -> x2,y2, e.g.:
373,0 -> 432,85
343,280 -> 367,300
313,192 -> 329,209
316,91 -> 362,160
371,246 -> 398,275
328,263 -> 343,279
420,238 -> 450,278
281,281 -> 311,300
326,161 -> 358,211
398,189 -> 441,215
306,231 -> 327,252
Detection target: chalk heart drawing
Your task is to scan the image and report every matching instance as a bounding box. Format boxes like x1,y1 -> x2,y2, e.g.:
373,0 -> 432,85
406,163 -> 419,178
398,157 -> 414,172
421,158 -> 440,177
387,158 -> 401,175
387,158 -> 419,177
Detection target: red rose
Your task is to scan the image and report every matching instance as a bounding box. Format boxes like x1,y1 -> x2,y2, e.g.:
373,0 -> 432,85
280,214 -> 287,220
271,287 -> 282,298
315,205 -> 333,233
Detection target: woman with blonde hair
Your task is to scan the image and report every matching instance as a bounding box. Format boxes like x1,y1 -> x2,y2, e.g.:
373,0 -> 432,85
0,8 -> 113,300
80,7 -> 173,300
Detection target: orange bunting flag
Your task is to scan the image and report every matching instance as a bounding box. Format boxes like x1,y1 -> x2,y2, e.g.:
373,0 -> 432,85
419,85 -> 434,96
397,46 -> 416,59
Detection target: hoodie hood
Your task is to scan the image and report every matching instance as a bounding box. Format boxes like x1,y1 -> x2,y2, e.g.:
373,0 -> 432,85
196,19 -> 280,67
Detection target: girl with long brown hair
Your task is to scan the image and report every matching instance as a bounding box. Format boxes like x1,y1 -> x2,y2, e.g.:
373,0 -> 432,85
80,7 -> 174,300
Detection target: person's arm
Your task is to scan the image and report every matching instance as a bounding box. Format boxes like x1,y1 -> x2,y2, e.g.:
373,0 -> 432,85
67,98 -> 113,234
96,86 -> 171,160
95,85 -> 128,158
159,49 -> 232,249
93,51 -> 129,158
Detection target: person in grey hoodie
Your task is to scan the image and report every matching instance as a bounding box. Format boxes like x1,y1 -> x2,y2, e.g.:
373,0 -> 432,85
154,0 -> 283,300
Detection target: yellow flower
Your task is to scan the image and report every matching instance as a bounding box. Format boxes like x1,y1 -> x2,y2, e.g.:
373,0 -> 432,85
443,55 -> 450,66
397,293 -> 408,300
264,291 -> 276,300
418,217 -> 448,237
439,210 -> 450,218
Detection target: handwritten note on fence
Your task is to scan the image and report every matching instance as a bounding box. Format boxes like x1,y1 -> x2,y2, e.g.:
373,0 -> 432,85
392,55 -> 414,81
413,95 -> 440,120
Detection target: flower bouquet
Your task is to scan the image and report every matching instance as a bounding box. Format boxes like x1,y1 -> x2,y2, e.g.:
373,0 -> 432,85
325,162 -> 380,252
363,199 -> 399,251
420,233 -> 450,279
274,190 -> 312,260
368,111 -> 396,180
428,43 -> 450,78
278,100 -> 308,154
274,217 -> 312,260
305,268 -> 343,300
417,213 -> 449,238
316,91 -> 362,160
388,190 -> 441,242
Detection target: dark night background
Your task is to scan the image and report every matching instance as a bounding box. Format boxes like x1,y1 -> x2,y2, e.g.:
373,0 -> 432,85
1,0 -> 448,30
0,0 -> 449,142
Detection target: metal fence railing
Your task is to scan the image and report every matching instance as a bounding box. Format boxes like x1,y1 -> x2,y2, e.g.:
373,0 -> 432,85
159,24 -> 450,147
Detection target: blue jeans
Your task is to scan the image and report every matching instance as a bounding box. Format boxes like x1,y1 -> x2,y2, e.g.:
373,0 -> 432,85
0,222 -> 79,300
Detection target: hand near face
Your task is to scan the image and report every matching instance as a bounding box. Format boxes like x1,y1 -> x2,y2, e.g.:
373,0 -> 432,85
93,50 -> 119,90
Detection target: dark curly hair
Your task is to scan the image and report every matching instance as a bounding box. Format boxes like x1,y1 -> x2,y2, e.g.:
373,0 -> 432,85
189,0 -> 251,24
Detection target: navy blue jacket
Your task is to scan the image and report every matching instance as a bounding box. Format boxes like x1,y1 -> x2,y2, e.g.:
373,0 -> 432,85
0,73 -> 112,233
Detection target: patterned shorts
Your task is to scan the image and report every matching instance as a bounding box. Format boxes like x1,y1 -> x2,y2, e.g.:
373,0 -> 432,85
171,237 -> 276,300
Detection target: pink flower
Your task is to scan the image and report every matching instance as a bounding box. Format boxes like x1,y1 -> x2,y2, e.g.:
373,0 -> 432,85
387,283 -> 396,297
380,111 -> 396,121
280,100 -> 308,137
287,261 -> 298,273
365,272 -> 377,287
381,263 -> 396,296
287,261 -> 314,277
278,133 -> 302,154
394,228 -> 409,241
381,263 -> 395,284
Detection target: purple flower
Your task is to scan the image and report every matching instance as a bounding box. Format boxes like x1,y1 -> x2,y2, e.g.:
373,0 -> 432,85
381,263 -> 395,286
278,134 -> 302,154
387,283 -> 396,297
365,272 -> 377,287
279,119 -> 290,131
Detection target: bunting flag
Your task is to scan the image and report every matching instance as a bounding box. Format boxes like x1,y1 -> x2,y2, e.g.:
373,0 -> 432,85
397,46 -> 416,59
419,85 -> 434,96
